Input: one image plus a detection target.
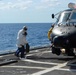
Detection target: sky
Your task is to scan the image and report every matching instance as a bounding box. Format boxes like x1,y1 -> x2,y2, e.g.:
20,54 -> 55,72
0,0 -> 76,23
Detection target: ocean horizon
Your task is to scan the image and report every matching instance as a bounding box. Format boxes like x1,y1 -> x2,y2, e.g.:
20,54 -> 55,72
0,23 -> 52,53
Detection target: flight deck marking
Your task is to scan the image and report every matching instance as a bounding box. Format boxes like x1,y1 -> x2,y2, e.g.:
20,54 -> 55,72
1,60 -> 76,74
0,48 -> 76,74
31,59 -> 76,75
1,57 -> 76,74
31,62 -> 68,75
0,56 -> 3,58
1,66 -> 48,69
21,59 -> 58,65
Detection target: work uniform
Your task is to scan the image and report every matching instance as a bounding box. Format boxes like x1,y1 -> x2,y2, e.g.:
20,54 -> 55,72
15,28 -> 28,58
17,29 -> 28,47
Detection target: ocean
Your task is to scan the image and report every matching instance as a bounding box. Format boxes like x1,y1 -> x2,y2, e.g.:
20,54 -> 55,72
0,23 -> 52,53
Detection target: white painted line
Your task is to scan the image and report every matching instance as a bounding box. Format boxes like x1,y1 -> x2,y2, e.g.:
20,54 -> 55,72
1,66 -> 48,69
56,59 -> 76,72
31,62 -> 68,75
21,59 -> 58,65
30,48 -> 50,53
0,56 -> 3,58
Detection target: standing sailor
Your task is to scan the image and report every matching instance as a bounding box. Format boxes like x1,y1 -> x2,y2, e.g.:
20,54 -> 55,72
15,26 -> 30,59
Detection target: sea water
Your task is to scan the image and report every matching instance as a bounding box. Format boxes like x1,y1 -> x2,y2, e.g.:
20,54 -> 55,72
0,23 -> 52,53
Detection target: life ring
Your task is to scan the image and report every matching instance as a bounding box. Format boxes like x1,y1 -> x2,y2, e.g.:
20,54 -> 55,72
47,27 -> 53,40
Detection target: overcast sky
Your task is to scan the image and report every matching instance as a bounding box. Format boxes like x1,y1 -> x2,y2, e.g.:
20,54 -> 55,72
0,0 -> 76,23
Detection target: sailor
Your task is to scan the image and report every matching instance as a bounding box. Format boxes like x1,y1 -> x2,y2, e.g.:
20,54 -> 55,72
47,24 -> 54,41
15,26 -> 30,59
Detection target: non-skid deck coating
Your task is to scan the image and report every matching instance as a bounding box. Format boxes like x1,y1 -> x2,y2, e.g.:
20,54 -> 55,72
0,47 -> 76,75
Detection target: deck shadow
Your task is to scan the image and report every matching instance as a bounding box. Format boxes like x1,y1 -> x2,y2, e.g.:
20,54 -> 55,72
27,55 -> 75,61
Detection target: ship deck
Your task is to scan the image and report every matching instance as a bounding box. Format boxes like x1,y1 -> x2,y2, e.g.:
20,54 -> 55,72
0,47 -> 76,75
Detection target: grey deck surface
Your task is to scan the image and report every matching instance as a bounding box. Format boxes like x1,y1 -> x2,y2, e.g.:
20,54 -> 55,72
0,47 -> 76,75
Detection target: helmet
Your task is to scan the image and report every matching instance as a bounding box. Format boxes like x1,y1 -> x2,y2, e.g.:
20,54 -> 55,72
23,26 -> 27,30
